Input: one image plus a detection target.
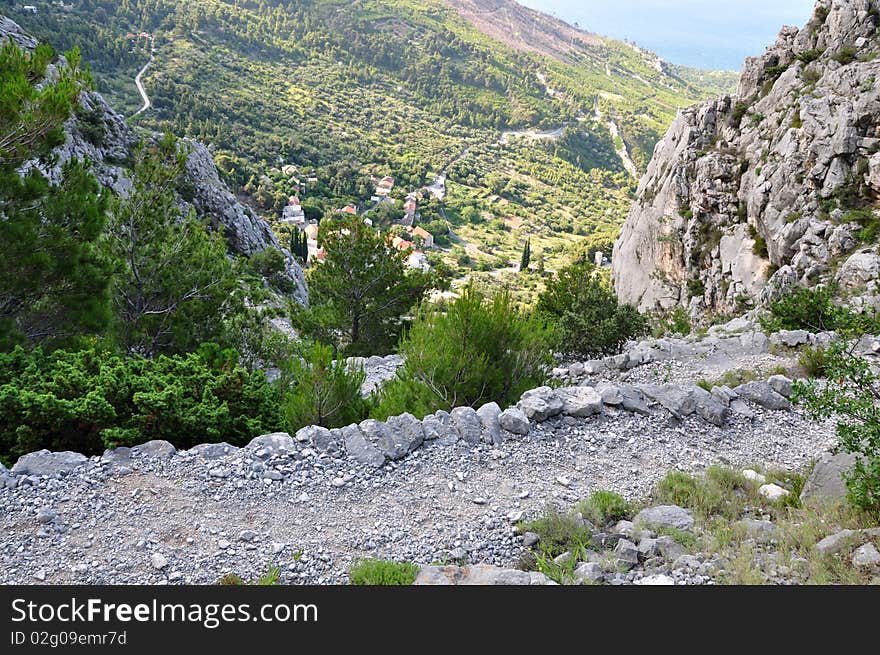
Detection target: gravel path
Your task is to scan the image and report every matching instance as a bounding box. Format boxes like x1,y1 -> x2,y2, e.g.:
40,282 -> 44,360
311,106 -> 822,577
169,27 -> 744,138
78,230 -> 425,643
0,403 -> 836,585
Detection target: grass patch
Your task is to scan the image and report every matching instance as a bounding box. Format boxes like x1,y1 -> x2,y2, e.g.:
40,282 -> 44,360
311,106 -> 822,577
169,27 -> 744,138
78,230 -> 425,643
578,490 -> 632,527
520,508 -> 593,558
348,559 -> 420,585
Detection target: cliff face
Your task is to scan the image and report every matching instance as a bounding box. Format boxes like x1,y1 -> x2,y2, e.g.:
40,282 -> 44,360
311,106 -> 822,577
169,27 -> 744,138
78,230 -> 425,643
613,0 -> 880,317
1,16 -> 307,305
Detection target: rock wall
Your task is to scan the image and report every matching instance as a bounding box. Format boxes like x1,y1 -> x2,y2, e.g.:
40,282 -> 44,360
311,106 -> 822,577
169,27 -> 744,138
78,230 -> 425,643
613,0 -> 880,317
0,15 -> 306,304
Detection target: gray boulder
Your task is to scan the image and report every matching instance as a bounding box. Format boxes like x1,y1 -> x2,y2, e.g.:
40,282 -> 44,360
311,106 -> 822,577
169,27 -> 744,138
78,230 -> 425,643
733,381 -> 791,410
634,505 -> 695,531
517,387 -> 564,421
655,535 -> 687,562
430,410 -> 461,445
800,452 -> 858,506
188,443 -> 239,459
815,529 -> 862,557
359,419 -> 411,460
475,402 -> 503,444
574,562 -> 604,584
556,386 -> 604,418
596,383 -> 624,406
101,447 -> 132,466
499,407 -> 531,435
296,425 -> 341,454
341,424 -> 385,468
12,450 -> 88,477
852,543 -> 880,569
450,407 -> 483,444
246,433 -> 296,456
384,413 -> 426,455
614,539 -> 640,569
768,374 -> 794,398
694,391 -> 729,426
618,384 -> 651,415
640,384 -> 699,419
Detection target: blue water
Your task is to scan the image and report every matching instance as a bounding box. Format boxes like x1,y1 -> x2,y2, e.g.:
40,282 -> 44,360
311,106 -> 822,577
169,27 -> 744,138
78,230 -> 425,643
518,0 -> 815,70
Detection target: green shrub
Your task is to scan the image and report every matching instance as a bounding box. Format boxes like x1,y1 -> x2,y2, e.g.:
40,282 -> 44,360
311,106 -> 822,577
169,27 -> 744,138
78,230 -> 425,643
536,262 -> 649,358
760,286 -> 879,334
579,490 -> 632,526
520,508 -> 593,558
0,344 -> 282,464
372,285 -> 552,419
656,307 -> 692,337
278,342 -> 368,431
795,49 -> 824,64
348,559 -> 419,585
793,339 -> 880,515
832,47 -> 858,65
799,345 -> 830,377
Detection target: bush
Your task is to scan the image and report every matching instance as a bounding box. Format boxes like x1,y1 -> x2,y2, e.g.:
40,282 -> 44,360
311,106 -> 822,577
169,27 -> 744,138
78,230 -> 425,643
536,262 -> 649,359
799,345 -> 830,377
793,339 -> 880,515
760,286 -> 857,333
578,490 -> 631,526
0,344 -> 282,464
655,307 -> 692,337
520,508 -> 593,558
348,559 -> 419,585
278,342 -> 368,431
372,285 -> 553,419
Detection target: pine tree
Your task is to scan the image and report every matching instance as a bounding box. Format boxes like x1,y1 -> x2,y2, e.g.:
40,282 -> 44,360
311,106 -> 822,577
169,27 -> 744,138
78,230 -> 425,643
294,216 -> 437,356
106,134 -> 241,356
520,238 -> 531,272
0,41 -> 114,350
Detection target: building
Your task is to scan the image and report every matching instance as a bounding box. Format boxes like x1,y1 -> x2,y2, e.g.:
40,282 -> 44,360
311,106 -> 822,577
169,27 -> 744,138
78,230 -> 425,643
375,175 -> 395,198
407,251 -> 431,272
22,6 -> 37,14
279,197 -> 305,224
341,204 -> 358,215
408,226 -> 434,249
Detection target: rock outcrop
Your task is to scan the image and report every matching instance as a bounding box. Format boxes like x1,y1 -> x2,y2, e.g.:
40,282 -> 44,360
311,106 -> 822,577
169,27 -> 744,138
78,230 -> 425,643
613,0 -> 880,317
0,15 -> 306,304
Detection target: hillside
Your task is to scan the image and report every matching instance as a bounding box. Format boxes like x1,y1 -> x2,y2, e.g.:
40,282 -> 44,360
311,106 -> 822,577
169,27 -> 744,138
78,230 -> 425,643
3,0 -> 733,292
614,0 -> 880,320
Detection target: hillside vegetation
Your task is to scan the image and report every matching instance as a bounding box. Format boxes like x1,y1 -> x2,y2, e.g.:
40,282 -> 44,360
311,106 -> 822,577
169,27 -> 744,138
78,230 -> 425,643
5,0 -> 734,290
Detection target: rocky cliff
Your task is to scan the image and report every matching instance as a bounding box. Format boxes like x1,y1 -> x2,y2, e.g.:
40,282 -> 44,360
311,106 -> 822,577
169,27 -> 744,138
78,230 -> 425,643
1,15 -> 307,305
613,0 -> 880,318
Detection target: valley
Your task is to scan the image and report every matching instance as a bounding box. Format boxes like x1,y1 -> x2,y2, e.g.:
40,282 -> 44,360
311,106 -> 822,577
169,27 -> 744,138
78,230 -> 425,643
4,0 -> 735,297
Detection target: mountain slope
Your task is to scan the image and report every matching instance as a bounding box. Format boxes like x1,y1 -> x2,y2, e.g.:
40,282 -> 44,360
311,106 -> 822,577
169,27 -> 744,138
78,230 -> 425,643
0,14 -> 307,305
613,0 -> 880,318
3,0 -> 732,290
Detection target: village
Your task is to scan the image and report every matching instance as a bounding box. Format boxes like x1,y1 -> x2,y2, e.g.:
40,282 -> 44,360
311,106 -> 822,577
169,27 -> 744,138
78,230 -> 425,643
273,165 -> 442,273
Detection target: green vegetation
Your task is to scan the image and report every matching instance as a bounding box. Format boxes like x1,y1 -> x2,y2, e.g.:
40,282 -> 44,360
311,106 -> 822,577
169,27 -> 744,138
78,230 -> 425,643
536,262 -> 648,358
794,339 -> 880,514
0,40 -> 114,351
520,508 -> 593,559
278,343 -> 368,431
0,344 -> 282,465
294,216 -> 436,357
760,285 -> 880,334
578,490 -> 632,526
108,134 -> 241,356
654,307 -> 692,337
373,285 -> 553,419
348,559 -> 419,585
9,0 -> 730,296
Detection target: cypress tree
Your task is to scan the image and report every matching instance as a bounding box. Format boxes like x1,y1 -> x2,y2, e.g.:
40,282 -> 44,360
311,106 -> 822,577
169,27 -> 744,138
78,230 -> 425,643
519,238 -> 531,272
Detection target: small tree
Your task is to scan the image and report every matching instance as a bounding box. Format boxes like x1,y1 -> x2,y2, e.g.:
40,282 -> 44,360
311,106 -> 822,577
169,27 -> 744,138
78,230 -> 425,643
295,216 -> 436,356
520,238 -> 531,272
537,262 -> 648,358
279,342 -> 367,431
793,337 -> 880,515
373,285 -> 553,419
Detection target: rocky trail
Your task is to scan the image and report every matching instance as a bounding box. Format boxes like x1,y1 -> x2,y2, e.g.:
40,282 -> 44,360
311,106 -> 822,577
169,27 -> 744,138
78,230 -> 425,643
2,318 -> 864,586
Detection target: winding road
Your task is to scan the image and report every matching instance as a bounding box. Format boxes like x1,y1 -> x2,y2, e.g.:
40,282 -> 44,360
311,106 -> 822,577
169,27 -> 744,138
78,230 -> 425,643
131,36 -> 155,118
